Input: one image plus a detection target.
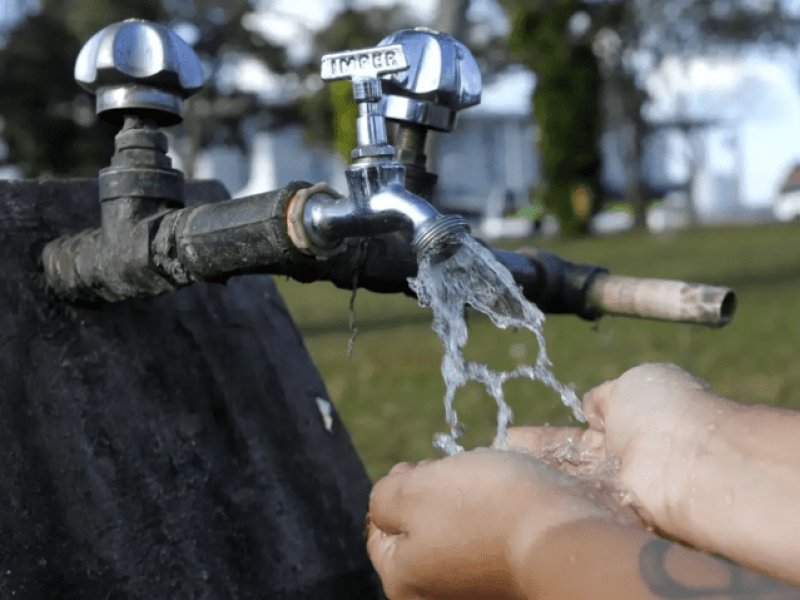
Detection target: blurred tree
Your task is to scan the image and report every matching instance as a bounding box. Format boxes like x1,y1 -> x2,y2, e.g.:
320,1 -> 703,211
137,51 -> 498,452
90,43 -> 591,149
617,0 -> 800,225
500,0 -> 800,233
161,0 -> 289,177
0,0 -> 291,177
501,0 -> 602,236
41,0 -> 166,41
0,14 -> 112,176
0,1 -> 167,176
300,6 -> 415,162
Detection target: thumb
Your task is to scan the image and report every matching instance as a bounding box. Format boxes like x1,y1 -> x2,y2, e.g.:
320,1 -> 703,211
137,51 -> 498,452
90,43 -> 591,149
582,379 -> 616,432
368,465 -> 416,536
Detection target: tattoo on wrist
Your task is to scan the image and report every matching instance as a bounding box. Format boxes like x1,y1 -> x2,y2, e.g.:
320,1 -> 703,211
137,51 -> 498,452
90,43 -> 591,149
639,538 -> 797,599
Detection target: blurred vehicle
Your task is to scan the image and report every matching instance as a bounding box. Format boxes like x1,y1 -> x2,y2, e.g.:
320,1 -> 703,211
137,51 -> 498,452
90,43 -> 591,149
774,192 -> 800,222
647,192 -> 692,232
590,205 -> 634,235
591,193 -> 693,234
773,164 -> 800,222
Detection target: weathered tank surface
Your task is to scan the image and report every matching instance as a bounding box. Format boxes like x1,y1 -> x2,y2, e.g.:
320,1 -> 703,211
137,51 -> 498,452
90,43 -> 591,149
0,178 -> 382,599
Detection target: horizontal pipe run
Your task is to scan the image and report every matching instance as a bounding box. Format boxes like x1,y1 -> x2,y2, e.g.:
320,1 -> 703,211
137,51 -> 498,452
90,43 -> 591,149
585,274 -> 736,328
41,181 -> 736,328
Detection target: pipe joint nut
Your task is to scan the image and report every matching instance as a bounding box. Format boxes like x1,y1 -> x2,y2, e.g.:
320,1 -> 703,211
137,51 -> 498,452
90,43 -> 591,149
287,182 -> 346,258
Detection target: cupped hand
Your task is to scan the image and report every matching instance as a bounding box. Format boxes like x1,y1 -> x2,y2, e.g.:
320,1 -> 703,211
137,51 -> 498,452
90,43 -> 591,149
366,448 -> 637,600
506,363 -> 732,532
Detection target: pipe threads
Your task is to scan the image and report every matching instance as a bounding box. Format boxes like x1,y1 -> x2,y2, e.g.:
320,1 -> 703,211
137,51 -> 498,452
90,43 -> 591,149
412,214 -> 470,257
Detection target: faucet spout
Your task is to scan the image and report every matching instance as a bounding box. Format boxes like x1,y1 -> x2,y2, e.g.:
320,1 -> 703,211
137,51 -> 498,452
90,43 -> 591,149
307,43 -> 469,262
370,185 -> 469,255
298,162 -> 469,260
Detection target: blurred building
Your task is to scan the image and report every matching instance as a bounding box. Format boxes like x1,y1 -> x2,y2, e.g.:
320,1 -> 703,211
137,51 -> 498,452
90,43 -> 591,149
194,67 -> 540,240
641,54 -> 800,223
435,68 -> 537,219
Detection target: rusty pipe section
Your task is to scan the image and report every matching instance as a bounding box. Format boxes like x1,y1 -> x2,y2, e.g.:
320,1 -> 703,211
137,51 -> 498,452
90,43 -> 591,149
42,182 -> 318,303
585,274 -> 736,327
41,181 -> 736,328
42,180 -> 437,303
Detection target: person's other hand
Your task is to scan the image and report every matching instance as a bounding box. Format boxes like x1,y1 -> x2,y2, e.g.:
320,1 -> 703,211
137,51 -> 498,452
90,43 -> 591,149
366,448 -> 637,600
506,363 -> 731,532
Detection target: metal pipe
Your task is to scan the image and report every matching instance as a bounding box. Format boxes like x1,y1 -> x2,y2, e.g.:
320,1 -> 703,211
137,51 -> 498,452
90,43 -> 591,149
301,183 -> 441,246
585,274 -> 736,327
42,182 -> 317,302
42,181 -> 736,328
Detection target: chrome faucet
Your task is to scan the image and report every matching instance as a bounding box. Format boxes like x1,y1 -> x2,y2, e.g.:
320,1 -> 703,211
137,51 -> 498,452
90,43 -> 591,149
43,19 -> 204,302
291,43 -> 470,260
39,20 -> 736,329
378,28 -> 481,199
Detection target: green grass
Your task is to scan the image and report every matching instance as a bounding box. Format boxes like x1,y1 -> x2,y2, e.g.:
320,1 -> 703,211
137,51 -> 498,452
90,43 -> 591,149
275,222 -> 800,480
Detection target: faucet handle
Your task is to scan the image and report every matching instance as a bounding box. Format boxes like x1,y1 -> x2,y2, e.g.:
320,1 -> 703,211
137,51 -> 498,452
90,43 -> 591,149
320,45 -> 409,159
74,19 -> 204,126
378,28 -> 481,132
320,45 -> 409,87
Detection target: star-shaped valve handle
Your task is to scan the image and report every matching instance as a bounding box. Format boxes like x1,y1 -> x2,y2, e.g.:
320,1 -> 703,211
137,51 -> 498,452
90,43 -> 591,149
74,19 -> 204,126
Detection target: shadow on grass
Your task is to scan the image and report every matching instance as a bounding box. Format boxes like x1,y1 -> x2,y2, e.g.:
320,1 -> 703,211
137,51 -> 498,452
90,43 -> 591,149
717,264 -> 800,290
296,311 -> 433,337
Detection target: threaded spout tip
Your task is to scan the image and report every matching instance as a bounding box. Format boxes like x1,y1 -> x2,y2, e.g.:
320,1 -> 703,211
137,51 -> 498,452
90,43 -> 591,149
412,214 -> 470,258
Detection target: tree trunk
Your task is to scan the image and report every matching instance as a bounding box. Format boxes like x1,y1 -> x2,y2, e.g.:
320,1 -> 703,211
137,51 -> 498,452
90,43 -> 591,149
426,0 -> 471,205
434,0 -> 470,34
602,71 -> 647,229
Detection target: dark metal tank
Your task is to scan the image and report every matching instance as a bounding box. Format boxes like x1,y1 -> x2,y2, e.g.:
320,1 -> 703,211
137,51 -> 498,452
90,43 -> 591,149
0,178 -> 382,599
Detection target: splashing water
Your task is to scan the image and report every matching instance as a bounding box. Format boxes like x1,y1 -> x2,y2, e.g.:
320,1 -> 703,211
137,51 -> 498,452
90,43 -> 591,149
409,236 -> 585,454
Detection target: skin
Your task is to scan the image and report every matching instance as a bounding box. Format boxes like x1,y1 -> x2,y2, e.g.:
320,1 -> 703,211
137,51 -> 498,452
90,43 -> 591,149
368,449 -> 632,600
367,363 -> 800,599
508,363 -> 800,584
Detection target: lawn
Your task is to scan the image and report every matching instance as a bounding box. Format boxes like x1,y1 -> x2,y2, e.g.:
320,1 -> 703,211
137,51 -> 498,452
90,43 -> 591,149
275,222 -> 800,480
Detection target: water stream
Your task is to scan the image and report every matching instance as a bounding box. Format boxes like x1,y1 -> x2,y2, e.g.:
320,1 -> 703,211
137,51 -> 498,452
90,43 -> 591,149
410,235 -> 584,454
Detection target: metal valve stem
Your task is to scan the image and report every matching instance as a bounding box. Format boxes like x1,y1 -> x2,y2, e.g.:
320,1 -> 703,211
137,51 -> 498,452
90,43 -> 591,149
352,77 -> 390,153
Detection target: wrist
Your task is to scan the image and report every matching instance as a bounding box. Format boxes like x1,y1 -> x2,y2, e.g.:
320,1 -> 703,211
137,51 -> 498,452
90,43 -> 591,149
514,517 -> 746,600
658,390 -> 740,532
665,402 -> 800,582
512,518 -> 657,599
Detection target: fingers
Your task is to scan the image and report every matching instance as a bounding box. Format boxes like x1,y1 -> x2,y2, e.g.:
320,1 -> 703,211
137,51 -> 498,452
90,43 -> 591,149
370,459 -> 438,535
504,426 -> 587,454
369,467 -> 414,535
366,521 -> 399,576
366,522 -> 413,600
582,379 -> 615,432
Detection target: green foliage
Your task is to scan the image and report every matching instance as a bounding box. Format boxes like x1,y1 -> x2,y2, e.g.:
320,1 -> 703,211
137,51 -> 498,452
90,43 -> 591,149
0,14 -> 116,176
301,7 -> 411,159
276,222 -> 800,479
0,0 -> 292,176
502,1 -> 602,236
41,0 -> 165,42
330,81 -> 357,162
514,201 -> 546,222
300,79 -> 356,163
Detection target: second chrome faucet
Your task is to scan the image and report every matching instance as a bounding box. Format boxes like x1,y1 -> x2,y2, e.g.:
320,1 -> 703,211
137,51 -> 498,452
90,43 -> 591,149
292,36 -> 473,261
